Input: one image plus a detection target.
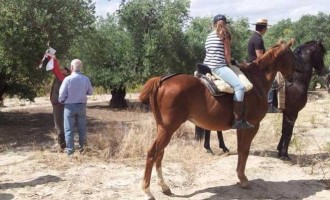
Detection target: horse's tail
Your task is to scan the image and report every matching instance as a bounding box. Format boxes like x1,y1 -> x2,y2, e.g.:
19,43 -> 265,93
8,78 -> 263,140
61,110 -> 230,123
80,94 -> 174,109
139,77 -> 162,105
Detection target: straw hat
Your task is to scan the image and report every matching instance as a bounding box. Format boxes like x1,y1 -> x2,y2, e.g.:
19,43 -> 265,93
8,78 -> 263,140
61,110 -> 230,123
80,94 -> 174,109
252,18 -> 270,26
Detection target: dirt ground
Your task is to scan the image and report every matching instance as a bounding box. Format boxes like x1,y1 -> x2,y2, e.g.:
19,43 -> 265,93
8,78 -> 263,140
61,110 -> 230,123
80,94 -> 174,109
0,91 -> 329,200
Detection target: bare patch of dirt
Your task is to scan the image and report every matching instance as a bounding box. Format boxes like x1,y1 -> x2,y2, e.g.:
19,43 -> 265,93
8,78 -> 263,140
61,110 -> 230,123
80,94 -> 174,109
0,91 -> 330,200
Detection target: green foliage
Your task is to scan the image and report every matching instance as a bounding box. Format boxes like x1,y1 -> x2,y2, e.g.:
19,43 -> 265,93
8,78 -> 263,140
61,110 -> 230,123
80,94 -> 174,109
293,13 -> 330,46
264,12 -> 330,68
229,17 -> 250,61
118,0 -> 191,78
264,19 -> 294,48
70,15 -> 135,90
0,0 -> 95,100
184,17 -> 212,68
71,0 -> 193,92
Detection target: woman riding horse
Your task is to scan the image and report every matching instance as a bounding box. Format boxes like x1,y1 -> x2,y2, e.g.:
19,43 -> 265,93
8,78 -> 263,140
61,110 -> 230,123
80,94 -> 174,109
139,39 -> 295,200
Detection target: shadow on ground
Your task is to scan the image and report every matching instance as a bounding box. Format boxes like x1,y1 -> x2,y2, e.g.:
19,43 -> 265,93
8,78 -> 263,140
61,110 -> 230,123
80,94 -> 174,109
0,193 -> 14,200
173,178 -> 329,199
0,175 -> 62,190
251,150 -> 330,167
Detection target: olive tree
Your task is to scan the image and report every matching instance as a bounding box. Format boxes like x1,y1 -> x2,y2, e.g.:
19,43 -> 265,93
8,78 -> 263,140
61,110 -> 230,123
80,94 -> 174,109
0,0 -> 95,104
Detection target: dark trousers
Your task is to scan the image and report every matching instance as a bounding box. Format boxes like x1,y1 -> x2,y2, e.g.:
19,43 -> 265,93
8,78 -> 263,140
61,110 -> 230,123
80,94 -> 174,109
52,103 -> 66,148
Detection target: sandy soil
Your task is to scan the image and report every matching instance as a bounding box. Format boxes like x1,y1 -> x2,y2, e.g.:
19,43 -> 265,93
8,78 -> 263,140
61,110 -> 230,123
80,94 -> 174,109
0,91 -> 329,200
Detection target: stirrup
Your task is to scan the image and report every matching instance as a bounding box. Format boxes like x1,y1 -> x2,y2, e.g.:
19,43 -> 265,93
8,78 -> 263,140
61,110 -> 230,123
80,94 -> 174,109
232,120 -> 254,129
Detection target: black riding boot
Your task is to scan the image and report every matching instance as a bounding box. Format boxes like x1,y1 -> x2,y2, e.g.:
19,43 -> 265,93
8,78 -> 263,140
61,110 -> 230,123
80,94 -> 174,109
232,101 -> 254,129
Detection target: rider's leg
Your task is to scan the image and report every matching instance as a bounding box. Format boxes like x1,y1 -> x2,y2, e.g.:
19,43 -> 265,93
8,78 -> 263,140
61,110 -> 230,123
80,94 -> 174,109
212,66 -> 254,129
268,80 -> 281,113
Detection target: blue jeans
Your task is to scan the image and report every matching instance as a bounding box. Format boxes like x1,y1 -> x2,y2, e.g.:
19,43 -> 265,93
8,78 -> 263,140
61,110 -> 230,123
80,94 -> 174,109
212,66 -> 245,101
64,103 -> 87,155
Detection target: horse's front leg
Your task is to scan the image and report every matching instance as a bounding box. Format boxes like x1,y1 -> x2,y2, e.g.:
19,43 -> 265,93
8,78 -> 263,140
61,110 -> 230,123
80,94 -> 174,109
236,124 -> 259,189
277,113 -> 297,160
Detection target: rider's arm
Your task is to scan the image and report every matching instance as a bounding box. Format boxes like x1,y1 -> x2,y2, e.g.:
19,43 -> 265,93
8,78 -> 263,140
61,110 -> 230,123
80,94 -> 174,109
255,49 -> 264,59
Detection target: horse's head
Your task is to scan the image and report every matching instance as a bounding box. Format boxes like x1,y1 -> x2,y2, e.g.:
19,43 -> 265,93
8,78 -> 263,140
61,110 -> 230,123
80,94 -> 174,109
271,38 -> 295,80
299,40 -> 327,76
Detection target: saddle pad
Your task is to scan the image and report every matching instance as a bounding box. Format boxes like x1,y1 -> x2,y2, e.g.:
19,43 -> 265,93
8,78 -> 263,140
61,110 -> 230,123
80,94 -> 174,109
276,72 -> 285,109
206,65 -> 253,93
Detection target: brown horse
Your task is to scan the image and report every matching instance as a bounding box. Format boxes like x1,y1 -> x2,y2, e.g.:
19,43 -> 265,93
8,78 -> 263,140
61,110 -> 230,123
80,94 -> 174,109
139,39 -> 295,199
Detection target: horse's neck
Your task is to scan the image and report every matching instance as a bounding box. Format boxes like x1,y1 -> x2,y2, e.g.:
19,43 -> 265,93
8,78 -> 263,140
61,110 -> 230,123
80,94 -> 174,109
293,54 -> 314,87
245,63 -> 274,97
293,70 -> 313,88
294,54 -> 313,74
254,59 -> 277,85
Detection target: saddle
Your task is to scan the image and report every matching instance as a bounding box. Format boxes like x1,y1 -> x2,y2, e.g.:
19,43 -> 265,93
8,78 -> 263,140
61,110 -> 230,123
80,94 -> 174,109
195,63 -> 253,96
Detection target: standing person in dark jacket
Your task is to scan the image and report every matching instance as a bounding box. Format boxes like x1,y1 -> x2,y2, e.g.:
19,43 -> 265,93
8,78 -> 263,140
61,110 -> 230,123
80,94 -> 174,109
50,67 -> 70,151
247,18 -> 280,113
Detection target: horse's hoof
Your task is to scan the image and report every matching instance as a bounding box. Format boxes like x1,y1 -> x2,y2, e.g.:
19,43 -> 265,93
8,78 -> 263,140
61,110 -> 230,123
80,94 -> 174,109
146,197 -> 155,200
279,155 -> 291,161
162,188 -> 172,196
238,181 -> 251,189
206,149 -> 214,154
223,149 -> 230,153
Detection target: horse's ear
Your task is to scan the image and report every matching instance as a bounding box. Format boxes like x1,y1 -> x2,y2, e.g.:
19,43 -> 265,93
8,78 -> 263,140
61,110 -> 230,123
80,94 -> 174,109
277,39 -> 285,45
287,38 -> 295,48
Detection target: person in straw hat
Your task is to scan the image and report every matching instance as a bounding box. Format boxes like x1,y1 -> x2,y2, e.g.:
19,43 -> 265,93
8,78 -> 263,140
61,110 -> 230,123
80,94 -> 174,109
247,18 -> 280,113
247,18 -> 269,62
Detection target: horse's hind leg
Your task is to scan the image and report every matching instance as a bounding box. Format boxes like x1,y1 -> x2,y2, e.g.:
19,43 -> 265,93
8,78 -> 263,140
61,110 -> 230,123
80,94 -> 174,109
156,150 -> 171,195
236,124 -> 259,189
204,130 -> 213,154
142,138 -> 158,200
142,126 -> 173,199
155,127 -> 173,195
217,131 -> 229,153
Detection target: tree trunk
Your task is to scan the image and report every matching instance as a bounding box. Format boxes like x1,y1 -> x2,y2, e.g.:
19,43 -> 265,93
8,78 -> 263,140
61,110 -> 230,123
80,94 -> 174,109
0,74 -> 9,107
109,86 -> 127,108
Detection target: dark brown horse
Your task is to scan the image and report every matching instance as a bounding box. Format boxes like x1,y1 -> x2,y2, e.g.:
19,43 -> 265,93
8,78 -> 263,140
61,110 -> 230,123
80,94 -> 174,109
199,40 -> 327,159
139,39 -> 295,199
277,40 -> 326,159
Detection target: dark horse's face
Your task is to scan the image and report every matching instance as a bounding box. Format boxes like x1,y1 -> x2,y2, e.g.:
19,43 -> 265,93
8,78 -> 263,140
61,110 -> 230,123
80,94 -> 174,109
301,40 -> 326,75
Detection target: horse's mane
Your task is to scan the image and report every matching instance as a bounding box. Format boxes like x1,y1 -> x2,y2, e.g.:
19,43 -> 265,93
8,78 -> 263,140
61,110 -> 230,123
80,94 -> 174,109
242,41 -> 285,73
294,40 -> 326,56
293,40 -> 326,73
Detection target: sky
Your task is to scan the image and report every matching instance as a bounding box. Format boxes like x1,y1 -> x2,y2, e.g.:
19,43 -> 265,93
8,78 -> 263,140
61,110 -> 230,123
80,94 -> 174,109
94,0 -> 330,26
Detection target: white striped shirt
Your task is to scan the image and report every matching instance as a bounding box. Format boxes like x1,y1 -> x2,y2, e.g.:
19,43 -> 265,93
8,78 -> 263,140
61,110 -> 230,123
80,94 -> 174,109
203,30 -> 226,69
